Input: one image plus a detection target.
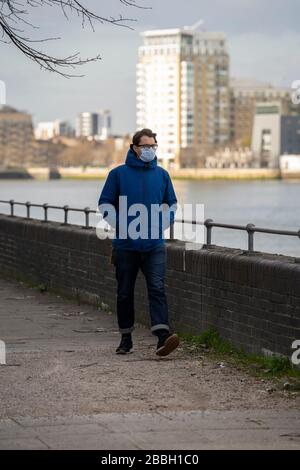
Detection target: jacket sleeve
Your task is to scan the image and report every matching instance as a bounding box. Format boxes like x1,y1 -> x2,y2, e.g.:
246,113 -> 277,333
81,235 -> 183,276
161,172 -> 177,231
98,169 -> 119,229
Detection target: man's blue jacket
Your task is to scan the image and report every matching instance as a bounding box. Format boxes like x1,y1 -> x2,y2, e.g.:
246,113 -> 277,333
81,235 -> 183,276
98,147 -> 177,252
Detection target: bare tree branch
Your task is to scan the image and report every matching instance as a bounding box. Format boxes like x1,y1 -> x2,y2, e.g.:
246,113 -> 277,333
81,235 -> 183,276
0,0 -> 151,77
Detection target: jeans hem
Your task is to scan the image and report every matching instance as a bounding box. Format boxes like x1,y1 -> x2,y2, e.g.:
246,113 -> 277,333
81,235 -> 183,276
119,327 -> 135,334
151,324 -> 170,333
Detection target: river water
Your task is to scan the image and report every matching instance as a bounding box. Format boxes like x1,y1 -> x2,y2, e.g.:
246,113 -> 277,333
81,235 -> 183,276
0,178 -> 299,257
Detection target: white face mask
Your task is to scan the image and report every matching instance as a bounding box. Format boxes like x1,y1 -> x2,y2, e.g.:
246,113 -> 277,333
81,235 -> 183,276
139,147 -> 156,163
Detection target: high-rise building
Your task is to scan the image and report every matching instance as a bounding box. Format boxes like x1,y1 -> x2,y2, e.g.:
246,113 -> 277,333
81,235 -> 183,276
76,112 -> 99,139
57,120 -> 75,139
76,111 -> 112,140
0,106 -> 34,168
230,79 -> 297,146
98,110 -> 112,140
251,102 -> 300,168
136,28 -> 230,169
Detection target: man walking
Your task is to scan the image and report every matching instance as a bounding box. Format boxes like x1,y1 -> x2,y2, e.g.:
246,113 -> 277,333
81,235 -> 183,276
98,129 -> 179,356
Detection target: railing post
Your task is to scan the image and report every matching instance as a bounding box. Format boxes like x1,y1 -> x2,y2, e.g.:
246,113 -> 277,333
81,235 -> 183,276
25,201 -> 31,219
170,221 -> 175,240
9,199 -> 14,217
63,205 -> 69,225
84,207 -> 90,228
43,203 -> 48,222
246,224 -> 256,252
204,219 -> 214,246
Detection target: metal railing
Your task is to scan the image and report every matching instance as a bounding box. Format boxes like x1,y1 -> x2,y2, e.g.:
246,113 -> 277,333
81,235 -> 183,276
0,199 -> 96,229
1,199 -> 300,253
171,218 -> 300,253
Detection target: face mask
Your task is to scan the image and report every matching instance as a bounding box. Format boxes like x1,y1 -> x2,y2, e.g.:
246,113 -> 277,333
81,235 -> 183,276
139,147 -> 156,163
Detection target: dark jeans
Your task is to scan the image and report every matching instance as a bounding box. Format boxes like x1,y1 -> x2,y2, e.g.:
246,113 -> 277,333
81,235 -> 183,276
112,244 -> 169,334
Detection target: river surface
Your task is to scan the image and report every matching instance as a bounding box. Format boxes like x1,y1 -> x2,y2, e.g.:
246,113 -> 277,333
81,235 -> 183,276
0,178 -> 299,257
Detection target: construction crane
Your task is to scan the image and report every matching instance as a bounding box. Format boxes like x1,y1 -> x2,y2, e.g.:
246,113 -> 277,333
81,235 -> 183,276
183,19 -> 204,31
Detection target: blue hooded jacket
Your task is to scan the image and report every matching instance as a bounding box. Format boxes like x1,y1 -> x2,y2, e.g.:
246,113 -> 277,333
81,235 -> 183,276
98,147 -> 177,251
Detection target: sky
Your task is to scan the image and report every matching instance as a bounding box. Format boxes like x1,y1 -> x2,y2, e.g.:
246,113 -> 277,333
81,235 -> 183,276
1,0 -> 300,134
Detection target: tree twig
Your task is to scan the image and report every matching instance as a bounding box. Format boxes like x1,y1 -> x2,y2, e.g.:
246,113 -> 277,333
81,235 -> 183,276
0,0 -> 151,77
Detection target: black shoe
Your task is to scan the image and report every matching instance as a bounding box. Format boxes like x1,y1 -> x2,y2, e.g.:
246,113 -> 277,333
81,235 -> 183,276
116,334 -> 133,355
155,330 -> 180,357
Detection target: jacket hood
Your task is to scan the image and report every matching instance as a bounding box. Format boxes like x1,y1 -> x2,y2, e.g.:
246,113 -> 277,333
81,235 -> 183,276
125,146 -> 158,169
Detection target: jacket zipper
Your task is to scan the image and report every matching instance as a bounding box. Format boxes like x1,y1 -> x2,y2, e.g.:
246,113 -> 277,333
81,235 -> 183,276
142,165 -> 147,251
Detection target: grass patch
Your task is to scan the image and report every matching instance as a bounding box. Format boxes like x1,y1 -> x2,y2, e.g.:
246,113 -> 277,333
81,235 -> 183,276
37,283 -> 47,293
179,328 -> 300,381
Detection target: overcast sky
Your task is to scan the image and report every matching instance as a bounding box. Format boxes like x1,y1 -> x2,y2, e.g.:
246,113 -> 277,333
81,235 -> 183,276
1,0 -> 300,134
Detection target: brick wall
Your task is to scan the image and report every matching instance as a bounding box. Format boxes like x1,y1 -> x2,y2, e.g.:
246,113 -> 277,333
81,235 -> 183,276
0,214 -> 299,357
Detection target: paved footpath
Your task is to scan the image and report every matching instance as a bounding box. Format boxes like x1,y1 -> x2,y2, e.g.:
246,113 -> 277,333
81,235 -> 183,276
0,277 -> 299,450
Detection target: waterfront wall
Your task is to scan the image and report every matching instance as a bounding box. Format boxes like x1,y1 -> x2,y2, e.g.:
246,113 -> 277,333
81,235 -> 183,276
168,168 -> 281,180
4,167 -> 300,180
24,166 -> 281,180
0,214 -> 299,357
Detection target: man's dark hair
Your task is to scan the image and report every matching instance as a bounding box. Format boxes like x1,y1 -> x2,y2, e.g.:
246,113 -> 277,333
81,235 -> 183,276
132,128 -> 157,146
